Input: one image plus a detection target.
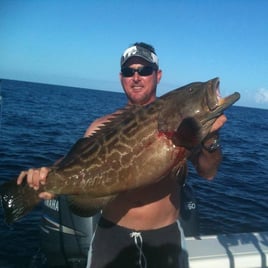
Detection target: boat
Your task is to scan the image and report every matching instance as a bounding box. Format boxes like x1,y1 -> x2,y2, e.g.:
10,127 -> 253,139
39,186 -> 268,267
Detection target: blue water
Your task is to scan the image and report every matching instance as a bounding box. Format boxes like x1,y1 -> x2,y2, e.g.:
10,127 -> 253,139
0,79 -> 267,267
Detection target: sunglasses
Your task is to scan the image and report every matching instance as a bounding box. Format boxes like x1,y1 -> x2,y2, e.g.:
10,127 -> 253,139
121,66 -> 157,77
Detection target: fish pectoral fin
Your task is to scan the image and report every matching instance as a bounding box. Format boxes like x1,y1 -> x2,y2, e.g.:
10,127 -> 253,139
67,194 -> 116,217
172,117 -> 202,149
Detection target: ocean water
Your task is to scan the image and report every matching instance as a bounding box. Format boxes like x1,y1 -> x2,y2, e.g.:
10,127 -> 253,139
0,79 -> 267,267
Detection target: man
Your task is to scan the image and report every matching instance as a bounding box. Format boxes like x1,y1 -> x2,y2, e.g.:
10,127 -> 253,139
17,42 -> 226,267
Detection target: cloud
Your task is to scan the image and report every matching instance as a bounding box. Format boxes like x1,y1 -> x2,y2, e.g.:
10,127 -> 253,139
255,88 -> 268,103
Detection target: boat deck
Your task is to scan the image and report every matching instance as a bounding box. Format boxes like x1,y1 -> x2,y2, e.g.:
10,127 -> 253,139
186,232 -> 268,268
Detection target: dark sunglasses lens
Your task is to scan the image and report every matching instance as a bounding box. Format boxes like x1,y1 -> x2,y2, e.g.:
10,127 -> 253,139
121,68 -> 134,77
121,66 -> 155,77
139,66 -> 154,76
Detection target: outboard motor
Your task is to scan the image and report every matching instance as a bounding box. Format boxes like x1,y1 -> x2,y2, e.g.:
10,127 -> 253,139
40,196 -> 98,267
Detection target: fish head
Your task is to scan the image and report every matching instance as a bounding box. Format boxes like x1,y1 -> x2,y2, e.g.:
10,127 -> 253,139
159,77 -> 240,147
188,77 -> 240,137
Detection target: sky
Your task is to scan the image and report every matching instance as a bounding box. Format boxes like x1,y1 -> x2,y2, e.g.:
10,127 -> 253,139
0,0 -> 268,110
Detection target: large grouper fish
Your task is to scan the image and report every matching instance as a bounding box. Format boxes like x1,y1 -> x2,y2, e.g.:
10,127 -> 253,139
0,77 -> 240,224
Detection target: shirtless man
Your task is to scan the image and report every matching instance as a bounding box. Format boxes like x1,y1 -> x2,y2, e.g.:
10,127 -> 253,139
18,42 -> 226,268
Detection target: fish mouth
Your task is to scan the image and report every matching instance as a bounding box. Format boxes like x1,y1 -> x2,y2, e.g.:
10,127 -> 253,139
199,77 -> 240,129
206,77 -> 240,117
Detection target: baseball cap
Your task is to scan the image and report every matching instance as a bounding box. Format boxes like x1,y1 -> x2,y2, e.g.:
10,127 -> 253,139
120,43 -> 159,68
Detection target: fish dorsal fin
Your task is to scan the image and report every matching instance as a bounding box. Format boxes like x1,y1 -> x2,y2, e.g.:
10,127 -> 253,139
90,104 -> 142,137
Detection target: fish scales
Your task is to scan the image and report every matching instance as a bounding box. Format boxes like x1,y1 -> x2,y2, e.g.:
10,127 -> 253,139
47,109 -> 176,196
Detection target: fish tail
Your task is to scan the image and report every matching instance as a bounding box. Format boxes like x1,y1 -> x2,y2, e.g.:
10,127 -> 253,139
0,179 -> 40,224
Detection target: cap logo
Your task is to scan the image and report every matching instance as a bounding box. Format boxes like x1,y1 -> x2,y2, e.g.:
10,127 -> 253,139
121,45 -> 159,67
123,46 -> 138,59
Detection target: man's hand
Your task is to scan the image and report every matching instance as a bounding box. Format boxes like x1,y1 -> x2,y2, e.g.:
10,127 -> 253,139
210,114 -> 227,133
17,167 -> 55,199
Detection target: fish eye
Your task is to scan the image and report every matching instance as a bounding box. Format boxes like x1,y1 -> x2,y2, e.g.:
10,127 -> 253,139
188,87 -> 193,93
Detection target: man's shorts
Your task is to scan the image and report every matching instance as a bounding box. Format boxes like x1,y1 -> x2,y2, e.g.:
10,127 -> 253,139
87,217 -> 188,268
